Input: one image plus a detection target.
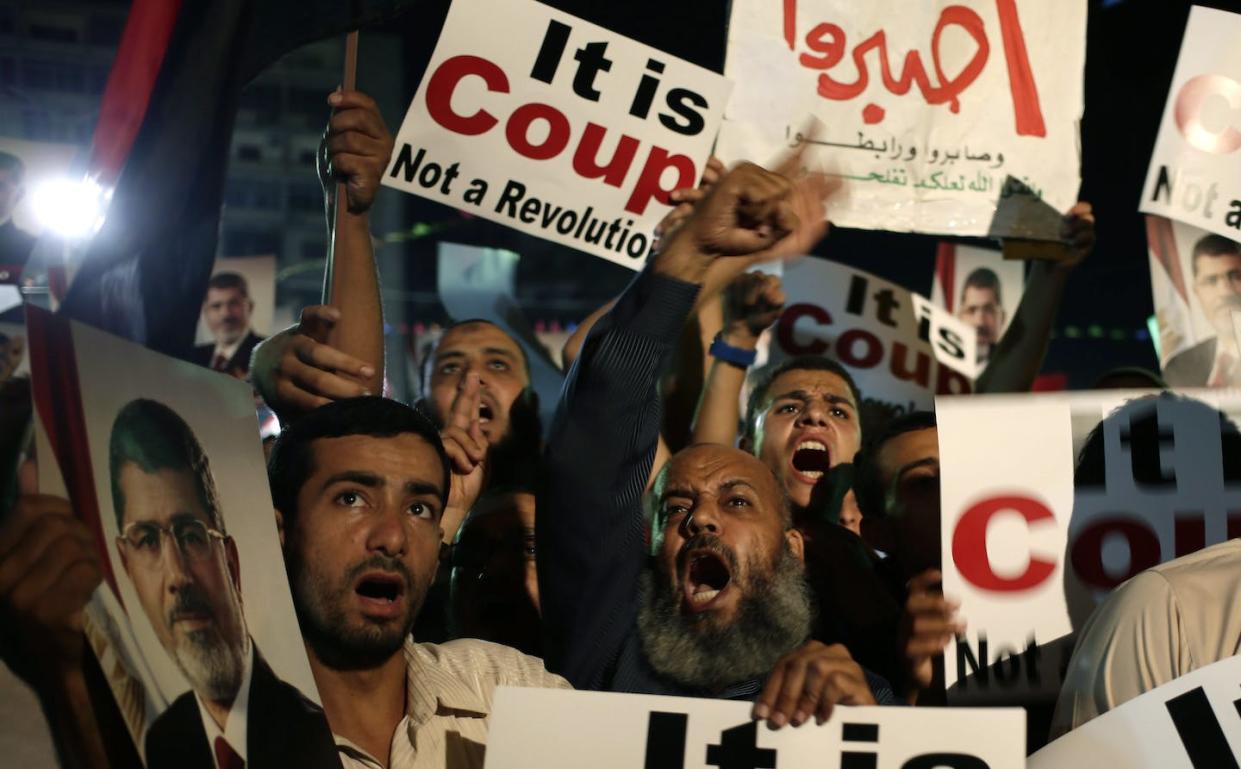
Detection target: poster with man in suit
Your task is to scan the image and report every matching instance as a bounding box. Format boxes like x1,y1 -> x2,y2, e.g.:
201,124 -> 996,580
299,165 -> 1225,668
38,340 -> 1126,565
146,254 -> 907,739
28,314 -> 340,768
190,256 -> 275,378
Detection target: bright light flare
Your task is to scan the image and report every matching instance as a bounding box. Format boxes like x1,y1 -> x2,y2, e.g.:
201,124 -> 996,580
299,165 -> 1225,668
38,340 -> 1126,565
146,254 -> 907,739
31,177 -> 110,239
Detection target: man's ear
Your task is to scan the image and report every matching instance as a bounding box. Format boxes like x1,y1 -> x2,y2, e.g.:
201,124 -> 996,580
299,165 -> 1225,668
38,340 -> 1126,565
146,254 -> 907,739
225,536 -> 242,594
274,508 -> 286,550
784,526 -> 805,563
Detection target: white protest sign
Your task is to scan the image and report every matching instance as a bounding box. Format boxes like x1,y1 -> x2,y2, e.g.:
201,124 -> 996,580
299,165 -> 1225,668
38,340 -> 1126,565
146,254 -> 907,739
937,389 -> 1241,702
758,258 -> 976,417
484,686 -> 1025,769
717,0 -> 1085,237
1146,214 -> 1241,388
1140,6 -> 1241,241
1031,654 -> 1241,768
382,0 -> 731,270
930,243 -> 1025,372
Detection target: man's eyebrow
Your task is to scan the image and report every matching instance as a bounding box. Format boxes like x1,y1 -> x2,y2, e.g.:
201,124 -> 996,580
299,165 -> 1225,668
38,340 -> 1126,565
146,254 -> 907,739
773,389 -> 856,409
405,480 -> 444,498
719,479 -> 758,493
895,457 -> 939,480
658,487 -> 695,503
321,471 -> 384,492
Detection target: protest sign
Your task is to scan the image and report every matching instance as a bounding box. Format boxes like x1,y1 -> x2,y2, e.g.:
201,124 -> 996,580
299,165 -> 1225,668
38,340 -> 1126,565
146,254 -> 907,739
1031,654 -> 1241,768
1146,214 -> 1241,388
484,686 -> 1025,769
382,0 -> 731,270
26,308 -> 340,768
937,388 -> 1241,703
195,255 -> 276,346
753,257 -> 976,420
717,0 -> 1085,237
931,242 -> 1025,372
1140,6 -> 1241,241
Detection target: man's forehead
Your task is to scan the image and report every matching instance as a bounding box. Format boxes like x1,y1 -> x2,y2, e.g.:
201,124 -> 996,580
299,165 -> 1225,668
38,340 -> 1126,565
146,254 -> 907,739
205,286 -> 244,301
961,285 -> 998,303
308,433 -> 444,488
877,427 -> 939,475
1197,253 -> 1241,276
117,463 -> 206,520
663,446 -> 779,494
437,322 -> 521,356
768,368 -> 854,404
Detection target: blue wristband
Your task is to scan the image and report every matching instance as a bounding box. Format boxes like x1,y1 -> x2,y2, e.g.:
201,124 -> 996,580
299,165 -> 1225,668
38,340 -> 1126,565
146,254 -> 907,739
709,333 -> 758,368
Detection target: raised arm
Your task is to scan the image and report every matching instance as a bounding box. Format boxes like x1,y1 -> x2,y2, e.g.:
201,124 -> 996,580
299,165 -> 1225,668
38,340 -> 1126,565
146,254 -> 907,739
539,163 -> 805,689
251,89 -> 393,420
691,271 -> 785,447
975,202 -> 1095,394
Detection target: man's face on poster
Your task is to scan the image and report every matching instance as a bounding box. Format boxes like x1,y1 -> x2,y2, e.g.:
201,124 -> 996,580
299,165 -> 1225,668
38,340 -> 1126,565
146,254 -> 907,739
1192,251 -> 1241,338
958,286 -> 1005,354
116,463 -> 248,701
202,287 -> 253,347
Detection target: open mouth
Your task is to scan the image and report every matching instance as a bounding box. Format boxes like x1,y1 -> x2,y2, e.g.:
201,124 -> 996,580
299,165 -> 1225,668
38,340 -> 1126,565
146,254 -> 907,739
791,440 -> 831,480
479,402 -> 494,424
355,572 -> 406,604
683,550 -> 732,610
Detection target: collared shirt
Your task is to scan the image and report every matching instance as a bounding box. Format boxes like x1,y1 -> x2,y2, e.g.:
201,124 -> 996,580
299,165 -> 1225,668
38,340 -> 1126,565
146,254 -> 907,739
335,639 -> 570,769
212,329 -> 251,369
194,641 -> 255,768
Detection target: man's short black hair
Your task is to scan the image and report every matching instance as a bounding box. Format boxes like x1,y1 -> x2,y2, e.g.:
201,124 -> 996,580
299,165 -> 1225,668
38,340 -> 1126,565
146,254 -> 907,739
207,271 -> 250,297
109,398 -> 224,533
418,318 -> 532,396
0,151 -> 24,182
854,410 -> 937,518
267,397 -> 450,522
1190,233 -> 1241,277
743,356 -> 863,444
961,267 -> 1002,306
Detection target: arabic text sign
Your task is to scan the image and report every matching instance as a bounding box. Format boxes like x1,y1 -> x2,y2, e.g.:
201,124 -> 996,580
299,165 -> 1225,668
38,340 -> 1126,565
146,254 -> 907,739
764,258 -> 977,416
717,0 -> 1085,236
484,687 -> 1025,769
1140,6 -> 1241,241
382,0 -> 731,270
1031,655 -> 1241,768
938,389 -> 1241,702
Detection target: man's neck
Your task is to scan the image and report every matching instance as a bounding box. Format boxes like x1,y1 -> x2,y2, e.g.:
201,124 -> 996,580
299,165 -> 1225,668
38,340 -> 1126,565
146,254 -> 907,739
307,644 -> 407,766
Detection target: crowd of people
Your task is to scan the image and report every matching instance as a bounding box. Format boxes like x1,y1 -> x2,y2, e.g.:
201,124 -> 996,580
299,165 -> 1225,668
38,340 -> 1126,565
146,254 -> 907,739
1,79 -> 1237,769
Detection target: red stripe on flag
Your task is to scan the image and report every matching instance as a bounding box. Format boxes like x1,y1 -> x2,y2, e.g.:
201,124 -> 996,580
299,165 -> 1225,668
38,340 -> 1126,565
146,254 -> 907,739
935,241 -> 957,313
1145,215 -> 1189,305
89,0 -> 184,183
25,306 -> 123,604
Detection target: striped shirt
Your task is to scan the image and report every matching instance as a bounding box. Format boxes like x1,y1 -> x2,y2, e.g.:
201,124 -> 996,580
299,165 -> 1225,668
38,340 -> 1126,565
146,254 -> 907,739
335,639 -> 570,769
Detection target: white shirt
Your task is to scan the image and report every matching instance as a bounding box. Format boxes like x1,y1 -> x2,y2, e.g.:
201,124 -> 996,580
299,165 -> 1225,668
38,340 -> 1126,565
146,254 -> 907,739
194,641 -> 255,768
1051,539 -> 1241,738
211,328 -> 251,368
335,639 -> 571,769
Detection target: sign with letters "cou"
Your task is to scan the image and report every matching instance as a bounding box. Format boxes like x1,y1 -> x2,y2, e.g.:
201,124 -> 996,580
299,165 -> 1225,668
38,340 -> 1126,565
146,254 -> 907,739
718,0 -> 1085,237
382,0 -> 731,270
1031,654 -> 1241,768
1141,6 -> 1241,241
483,687 -> 1024,769
937,389 -> 1241,702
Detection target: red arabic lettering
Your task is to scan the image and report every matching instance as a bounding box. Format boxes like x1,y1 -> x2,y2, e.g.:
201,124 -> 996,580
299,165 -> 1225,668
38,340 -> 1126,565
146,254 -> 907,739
783,0 -> 1047,137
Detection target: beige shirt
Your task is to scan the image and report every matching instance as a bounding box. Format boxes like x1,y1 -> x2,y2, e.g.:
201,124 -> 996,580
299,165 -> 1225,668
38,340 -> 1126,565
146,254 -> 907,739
335,639 -> 571,769
1051,539 -> 1241,738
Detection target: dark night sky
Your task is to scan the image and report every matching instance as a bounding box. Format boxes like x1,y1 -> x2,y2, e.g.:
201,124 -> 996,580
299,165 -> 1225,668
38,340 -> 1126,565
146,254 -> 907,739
385,0 -> 1241,386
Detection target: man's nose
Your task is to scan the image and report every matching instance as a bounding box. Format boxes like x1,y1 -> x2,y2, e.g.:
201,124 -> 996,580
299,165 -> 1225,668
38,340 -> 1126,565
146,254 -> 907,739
365,502 -> 409,558
160,535 -> 194,591
796,401 -> 830,427
683,505 -> 722,537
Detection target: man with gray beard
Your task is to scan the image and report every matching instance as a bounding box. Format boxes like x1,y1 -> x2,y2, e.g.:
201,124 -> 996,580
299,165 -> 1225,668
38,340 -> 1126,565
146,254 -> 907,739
541,162 -> 897,728
108,398 -> 338,769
